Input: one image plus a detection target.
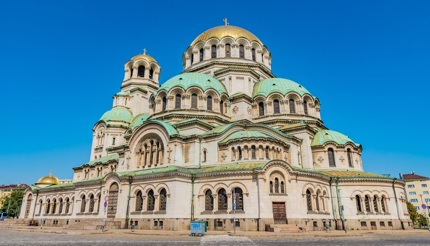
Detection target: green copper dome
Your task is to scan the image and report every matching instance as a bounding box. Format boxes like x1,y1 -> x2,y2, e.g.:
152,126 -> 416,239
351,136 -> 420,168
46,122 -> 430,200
253,78 -> 313,98
157,73 -> 227,95
99,107 -> 133,123
220,130 -> 275,144
311,129 -> 360,147
130,113 -> 150,129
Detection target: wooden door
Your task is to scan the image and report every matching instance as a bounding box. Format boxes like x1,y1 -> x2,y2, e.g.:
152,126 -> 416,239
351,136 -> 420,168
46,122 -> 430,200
272,202 -> 286,224
107,183 -> 119,218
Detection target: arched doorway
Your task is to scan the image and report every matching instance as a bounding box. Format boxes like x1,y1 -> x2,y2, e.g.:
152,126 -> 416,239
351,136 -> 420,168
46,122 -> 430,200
107,183 -> 119,218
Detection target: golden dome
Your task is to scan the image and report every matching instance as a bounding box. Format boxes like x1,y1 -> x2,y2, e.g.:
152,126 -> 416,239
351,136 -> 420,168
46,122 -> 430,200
131,50 -> 157,63
35,171 -> 61,185
191,25 -> 263,46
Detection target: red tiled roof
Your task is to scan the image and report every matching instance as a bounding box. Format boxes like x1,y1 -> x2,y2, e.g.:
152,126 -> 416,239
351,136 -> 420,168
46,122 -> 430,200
402,173 -> 429,181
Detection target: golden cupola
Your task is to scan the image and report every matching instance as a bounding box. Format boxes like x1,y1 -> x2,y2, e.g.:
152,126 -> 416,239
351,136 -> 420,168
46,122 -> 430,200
35,171 -> 61,187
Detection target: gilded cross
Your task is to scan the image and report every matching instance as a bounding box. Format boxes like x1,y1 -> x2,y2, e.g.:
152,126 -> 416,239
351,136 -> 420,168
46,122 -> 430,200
143,48 -> 147,55
223,18 -> 229,26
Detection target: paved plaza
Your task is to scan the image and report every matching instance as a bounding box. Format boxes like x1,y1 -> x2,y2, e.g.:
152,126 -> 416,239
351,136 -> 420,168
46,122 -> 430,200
1,225 -> 430,246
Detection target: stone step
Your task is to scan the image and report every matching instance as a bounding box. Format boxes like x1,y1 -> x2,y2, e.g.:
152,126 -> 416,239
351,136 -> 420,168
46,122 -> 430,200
266,224 -> 303,233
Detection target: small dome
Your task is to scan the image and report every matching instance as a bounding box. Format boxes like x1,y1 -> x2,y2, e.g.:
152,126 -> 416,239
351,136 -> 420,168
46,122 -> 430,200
130,113 -> 150,129
253,78 -> 313,98
311,129 -> 360,147
157,73 -> 228,95
130,54 -> 157,64
35,172 -> 61,186
191,25 -> 262,46
99,107 -> 133,123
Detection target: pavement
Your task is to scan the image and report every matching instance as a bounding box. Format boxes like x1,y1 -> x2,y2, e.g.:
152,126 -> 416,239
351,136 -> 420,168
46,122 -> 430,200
1,222 -> 430,239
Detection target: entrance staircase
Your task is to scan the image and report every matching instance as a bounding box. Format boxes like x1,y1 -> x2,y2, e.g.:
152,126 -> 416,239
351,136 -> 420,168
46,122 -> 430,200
266,224 -> 303,233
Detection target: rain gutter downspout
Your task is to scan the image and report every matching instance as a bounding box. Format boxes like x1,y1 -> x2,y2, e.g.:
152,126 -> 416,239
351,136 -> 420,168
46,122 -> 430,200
125,176 -> 133,229
329,177 -> 336,221
32,189 -> 39,220
191,174 -> 195,221
335,178 -> 346,232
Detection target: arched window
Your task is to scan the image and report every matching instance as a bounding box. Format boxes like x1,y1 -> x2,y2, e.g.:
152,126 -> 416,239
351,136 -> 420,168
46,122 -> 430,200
138,65 -> 145,77
65,198 -> 70,214
220,100 -> 224,114
159,189 -> 167,211
238,146 -> 242,160
58,198 -> 63,214
303,100 -> 308,115
203,149 -> 207,162
97,194 -> 101,213
274,178 -> 279,193
281,181 -> 285,193
258,102 -> 264,116
80,195 -> 86,213
162,96 -> 167,111
381,196 -> 387,213
147,190 -> 155,211
289,99 -> 295,113
328,148 -> 336,167
149,68 -> 154,79
136,191 -> 143,211
46,199 -> 51,214
265,146 -> 270,159
89,194 -> 95,213
347,149 -> 353,167
38,200 -> 43,214
273,99 -> 280,114
190,52 -> 194,64
205,190 -> 213,211
365,195 -> 371,212
231,147 -> 236,161
232,187 -> 244,210
373,195 -> 379,212
130,68 -> 134,78
306,189 -> 312,211
270,181 -> 273,193
239,45 -> 245,58
175,94 -> 181,109
199,48 -> 204,61
191,93 -> 198,109
251,48 -> 256,61
225,44 -> 231,57
251,146 -> 256,159
51,198 -> 56,214
316,191 -> 320,211
211,45 -> 217,58
356,195 -> 362,212
218,189 -> 227,211
207,96 -> 213,110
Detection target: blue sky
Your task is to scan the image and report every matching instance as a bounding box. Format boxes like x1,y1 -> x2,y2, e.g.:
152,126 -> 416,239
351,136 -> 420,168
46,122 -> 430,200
0,1 -> 429,185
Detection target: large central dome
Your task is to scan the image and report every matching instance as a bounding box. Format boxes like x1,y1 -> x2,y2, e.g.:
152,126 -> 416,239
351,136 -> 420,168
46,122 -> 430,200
191,25 -> 263,46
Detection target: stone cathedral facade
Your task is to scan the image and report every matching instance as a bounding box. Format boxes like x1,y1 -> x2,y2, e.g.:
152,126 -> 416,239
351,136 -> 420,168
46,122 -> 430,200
20,24 -> 411,231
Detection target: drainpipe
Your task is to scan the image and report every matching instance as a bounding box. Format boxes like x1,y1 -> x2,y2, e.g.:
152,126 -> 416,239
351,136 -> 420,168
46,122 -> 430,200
125,175 -> 133,229
335,178 -> 346,232
191,174 -> 195,221
392,178 -> 403,229
198,137 -> 202,168
253,169 -> 261,231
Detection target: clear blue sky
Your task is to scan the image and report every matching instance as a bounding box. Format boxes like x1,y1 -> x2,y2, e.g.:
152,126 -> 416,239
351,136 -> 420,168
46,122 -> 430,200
1,1 -> 429,185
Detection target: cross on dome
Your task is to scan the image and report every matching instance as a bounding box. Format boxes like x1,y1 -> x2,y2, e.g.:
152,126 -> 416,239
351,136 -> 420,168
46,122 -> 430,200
143,48 -> 147,55
223,18 -> 229,26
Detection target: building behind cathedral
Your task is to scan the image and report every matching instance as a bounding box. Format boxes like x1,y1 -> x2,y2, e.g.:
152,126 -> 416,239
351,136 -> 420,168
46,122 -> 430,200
19,23 -> 412,231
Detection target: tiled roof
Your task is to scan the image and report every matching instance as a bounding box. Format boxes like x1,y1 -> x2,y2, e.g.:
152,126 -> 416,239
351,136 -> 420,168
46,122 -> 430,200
402,173 -> 429,181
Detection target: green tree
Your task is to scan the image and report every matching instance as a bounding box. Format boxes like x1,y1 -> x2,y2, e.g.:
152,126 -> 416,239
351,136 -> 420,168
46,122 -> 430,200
417,214 -> 428,227
407,201 -> 419,224
0,188 -> 24,218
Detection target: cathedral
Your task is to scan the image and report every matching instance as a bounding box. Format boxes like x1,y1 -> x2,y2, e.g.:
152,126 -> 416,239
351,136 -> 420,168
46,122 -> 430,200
19,23 -> 411,231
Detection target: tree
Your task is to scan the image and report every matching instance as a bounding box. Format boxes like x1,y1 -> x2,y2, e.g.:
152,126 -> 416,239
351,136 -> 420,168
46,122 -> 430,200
0,188 -> 24,218
407,201 -> 419,224
417,214 -> 428,227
